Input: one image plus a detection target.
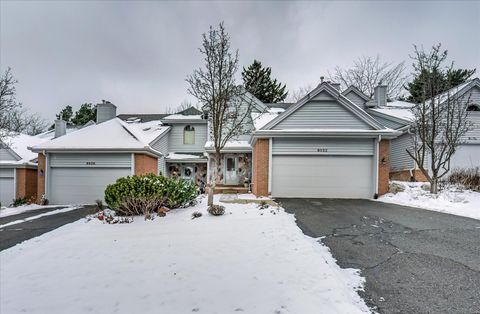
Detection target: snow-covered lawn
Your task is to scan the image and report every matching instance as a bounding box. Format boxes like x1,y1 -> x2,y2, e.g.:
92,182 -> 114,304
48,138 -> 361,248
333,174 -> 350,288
378,181 -> 480,221
0,204 -> 63,218
0,196 -> 370,314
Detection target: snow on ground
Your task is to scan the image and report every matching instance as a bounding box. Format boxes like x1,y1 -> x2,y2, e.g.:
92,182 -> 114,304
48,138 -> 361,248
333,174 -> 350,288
378,181 -> 480,221
0,206 -> 80,228
0,195 -> 370,314
0,204 -> 61,218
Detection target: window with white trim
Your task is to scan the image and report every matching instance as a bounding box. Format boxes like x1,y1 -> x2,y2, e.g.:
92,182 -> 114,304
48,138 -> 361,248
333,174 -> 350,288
184,125 -> 195,144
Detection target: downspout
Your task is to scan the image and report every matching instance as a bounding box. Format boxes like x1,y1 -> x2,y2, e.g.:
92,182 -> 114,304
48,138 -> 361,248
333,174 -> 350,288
406,128 -> 416,179
268,137 -> 272,194
374,135 -> 380,197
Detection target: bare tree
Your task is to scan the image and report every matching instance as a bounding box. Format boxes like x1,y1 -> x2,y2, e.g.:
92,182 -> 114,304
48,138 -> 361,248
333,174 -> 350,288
0,68 -> 47,142
407,44 -> 472,194
329,55 -> 408,99
287,84 -> 314,102
186,23 -> 256,204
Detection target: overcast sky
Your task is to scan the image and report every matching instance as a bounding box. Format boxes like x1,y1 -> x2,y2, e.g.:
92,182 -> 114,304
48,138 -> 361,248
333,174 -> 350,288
1,0 -> 479,121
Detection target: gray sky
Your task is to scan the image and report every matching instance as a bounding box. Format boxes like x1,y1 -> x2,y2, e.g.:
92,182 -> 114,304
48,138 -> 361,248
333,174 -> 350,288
1,0 -> 479,121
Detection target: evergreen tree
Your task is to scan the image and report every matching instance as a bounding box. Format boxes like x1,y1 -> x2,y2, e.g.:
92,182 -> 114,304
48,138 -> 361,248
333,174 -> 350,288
55,105 -> 73,123
71,103 -> 96,125
406,45 -> 475,103
242,60 -> 288,103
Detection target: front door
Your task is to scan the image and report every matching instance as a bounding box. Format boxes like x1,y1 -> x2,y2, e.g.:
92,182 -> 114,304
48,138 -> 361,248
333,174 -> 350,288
225,156 -> 238,185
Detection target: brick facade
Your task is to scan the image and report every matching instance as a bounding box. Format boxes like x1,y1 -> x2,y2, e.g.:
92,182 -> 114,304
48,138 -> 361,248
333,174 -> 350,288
378,139 -> 390,196
390,169 -> 428,182
37,153 -> 46,204
252,139 -> 269,197
134,154 -> 158,175
16,168 -> 37,201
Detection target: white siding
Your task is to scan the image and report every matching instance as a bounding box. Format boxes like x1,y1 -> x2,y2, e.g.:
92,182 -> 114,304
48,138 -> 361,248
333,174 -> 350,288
272,138 -> 374,156
450,144 -> 480,169
464,112 -> 480,143
273,91 -> 372,130
168,123 -> 207,153
390,133 -> 415,171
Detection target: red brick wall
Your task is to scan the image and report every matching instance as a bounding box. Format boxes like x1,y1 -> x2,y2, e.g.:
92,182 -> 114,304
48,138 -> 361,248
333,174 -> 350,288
252,139 -> 269,197
37,153 -> 46,204
134,154 -> 158,175
390,169 -> 428,182
16,168 -> 37,201
378,139 -> 390,196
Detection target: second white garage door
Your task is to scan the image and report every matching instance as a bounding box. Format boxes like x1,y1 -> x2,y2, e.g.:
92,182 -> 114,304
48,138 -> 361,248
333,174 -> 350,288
0,168 -> 15,207
272,155 -> 374,199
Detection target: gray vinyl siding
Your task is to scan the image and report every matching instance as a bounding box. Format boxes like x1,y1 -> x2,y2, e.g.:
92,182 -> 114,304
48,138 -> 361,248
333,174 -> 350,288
390,133 -> 415,171
343,91 -> 367,108
0,147 -> 19,161
371,114 -> 407,130
168,123 -> 207,153
272,138 -> 374,155
151,134 -> 169,175
464,112 -> 480,142
50,153 -> 132,168
273,92 -> 372,130
0,168 -> 15,177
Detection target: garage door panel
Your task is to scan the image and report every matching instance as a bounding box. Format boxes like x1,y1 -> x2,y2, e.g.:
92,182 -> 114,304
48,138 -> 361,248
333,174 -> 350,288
0,177 -> 15,206
50,167 -> 131,205
272,155 -> 373,199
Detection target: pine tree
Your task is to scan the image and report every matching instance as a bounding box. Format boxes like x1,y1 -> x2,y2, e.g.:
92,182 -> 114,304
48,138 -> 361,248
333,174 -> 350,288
71,103 -> 96,125
406,45 -> 476,103
242,60 -> 288,103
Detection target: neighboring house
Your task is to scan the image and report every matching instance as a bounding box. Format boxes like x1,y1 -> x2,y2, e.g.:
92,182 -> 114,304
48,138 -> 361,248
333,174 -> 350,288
29,83 -> 404,205
0,133 -> 46,206
363,78 -> 480,181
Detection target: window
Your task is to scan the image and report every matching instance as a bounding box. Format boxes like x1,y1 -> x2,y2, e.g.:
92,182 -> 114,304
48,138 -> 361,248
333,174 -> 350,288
467,104 -> 480,111
184,125 -> 195,144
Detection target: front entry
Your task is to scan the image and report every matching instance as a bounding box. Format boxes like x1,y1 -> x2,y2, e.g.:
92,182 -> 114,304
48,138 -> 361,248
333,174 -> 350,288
224,156 -> 238,185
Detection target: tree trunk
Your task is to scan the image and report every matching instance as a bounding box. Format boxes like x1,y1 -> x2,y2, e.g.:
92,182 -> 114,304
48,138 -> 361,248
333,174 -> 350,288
430,178 -> 438,194
207,186 -> 214,206
207,152 -> 221,206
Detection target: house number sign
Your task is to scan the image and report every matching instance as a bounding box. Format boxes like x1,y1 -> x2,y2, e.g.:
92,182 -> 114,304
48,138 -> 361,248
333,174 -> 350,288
86,161 -> 96,165
317,148 -> 328,152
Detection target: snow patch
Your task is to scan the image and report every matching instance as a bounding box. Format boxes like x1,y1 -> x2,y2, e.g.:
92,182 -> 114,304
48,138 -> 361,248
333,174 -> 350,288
0,204 -> 62,218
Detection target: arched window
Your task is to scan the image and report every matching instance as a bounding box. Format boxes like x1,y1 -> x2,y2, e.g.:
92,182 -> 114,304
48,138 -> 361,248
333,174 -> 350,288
184,125 -> 195,144
466,104 -> 480,112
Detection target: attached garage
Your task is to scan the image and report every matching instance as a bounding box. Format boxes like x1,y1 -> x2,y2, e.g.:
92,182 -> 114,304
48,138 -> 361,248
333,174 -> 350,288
0,168 -> 15,206
270,138 -> 376,199
48,153 -> 132,205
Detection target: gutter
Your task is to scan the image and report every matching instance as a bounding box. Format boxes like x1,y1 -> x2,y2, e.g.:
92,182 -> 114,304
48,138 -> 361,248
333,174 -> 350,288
252,129 -> 402,139
28,147 -> 163,158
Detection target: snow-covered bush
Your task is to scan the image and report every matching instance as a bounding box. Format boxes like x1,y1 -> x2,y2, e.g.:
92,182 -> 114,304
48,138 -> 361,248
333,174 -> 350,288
207,204 -> 225,216
104,174 -> 197,216
446,168 -> 480,191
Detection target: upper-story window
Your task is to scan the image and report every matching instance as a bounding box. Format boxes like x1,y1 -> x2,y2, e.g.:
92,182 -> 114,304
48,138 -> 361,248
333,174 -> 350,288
184,125 -> 195,144
467,104 -> 480,111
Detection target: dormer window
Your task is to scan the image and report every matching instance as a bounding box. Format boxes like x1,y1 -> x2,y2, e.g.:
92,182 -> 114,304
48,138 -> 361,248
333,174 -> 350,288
184,125 -> 195,144
467,104 -> 480,111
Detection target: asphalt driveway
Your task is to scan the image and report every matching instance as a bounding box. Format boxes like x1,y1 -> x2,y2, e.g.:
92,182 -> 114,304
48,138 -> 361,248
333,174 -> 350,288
0,206 -> 96,251
277,198 -> 480,314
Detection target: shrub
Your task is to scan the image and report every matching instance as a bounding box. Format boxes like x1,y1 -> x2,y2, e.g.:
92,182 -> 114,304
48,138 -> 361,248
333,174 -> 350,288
95,199 -> 104,211
104,174 -> 197,216
207,204 -> 225,216
191,211 -> 202,219
447,168 -> 480,191
12,197 -> 28,207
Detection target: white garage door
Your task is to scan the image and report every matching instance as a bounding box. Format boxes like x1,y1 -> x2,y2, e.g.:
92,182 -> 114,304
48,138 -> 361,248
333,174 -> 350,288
0,174 -> 15,207
272,155 -> 374,198
50,167 -> 131,205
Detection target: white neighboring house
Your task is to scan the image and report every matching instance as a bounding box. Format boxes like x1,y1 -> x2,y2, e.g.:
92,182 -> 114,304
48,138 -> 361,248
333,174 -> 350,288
350,78 -> 480,181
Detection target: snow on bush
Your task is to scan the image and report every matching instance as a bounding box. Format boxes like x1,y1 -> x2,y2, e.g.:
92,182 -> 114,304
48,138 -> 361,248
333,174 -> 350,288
379,181 -> 480,220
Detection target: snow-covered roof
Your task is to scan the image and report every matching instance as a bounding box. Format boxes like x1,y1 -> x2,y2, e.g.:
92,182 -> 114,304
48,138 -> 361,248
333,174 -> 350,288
205,140 -> 252,152
1,133 -> 49,165
251,108 -> 285,130
165,152 -> 207,162
35,125 -> 84,140
30,118 -> 169,154
370,107 -> 413,122
162,114 -> 203,120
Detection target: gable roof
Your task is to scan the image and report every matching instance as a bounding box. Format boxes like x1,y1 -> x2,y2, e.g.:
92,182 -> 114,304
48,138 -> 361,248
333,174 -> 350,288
261,82 -> 384,131
1,133 -> 49,165
30,118 -> 169,156
176,106 -> 203,116
117,114 -> 169,122
341,85 -> 371,102
426,78 -> 480,105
